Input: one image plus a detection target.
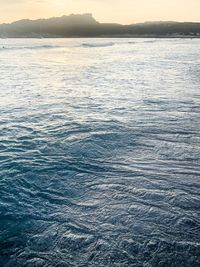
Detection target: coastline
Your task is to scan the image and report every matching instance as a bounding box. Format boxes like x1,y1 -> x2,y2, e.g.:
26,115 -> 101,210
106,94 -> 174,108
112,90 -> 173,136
0,35 -> 200,38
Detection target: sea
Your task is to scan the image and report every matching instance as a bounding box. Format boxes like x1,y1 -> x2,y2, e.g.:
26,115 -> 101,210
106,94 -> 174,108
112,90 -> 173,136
0,38 -> 200,267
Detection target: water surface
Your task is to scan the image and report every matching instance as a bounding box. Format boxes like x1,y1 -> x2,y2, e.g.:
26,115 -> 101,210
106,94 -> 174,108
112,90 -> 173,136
0,38 -> 200,267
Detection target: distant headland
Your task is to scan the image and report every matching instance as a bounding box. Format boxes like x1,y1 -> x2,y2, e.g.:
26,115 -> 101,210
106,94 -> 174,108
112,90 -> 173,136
0,13 -> 200,38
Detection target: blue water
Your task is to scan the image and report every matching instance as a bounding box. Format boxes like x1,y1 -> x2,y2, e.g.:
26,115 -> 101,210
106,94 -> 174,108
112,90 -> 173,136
0,38 -> 200,267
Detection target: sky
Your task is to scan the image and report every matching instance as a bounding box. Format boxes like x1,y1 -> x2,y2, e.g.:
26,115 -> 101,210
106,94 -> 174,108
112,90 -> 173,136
0,0 -> 200,24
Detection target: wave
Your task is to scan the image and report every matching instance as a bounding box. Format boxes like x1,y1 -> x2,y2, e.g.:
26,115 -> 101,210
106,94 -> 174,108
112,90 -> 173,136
0,45 -> 61,51
81,42 -> 114,48
118,40 -> 155,45
127,41 -> 137,44
28,45 -> 61,49
143,40 -> 157,43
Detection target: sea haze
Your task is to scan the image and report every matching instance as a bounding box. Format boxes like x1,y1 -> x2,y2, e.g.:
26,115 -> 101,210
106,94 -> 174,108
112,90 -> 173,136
0,38 -> 200,267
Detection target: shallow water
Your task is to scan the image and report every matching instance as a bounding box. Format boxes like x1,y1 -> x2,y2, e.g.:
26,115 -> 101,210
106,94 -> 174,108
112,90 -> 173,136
0,38 -> 200,267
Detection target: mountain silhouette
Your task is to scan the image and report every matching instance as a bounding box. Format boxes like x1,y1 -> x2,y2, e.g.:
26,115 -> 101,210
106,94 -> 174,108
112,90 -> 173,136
0,14 -> 200,38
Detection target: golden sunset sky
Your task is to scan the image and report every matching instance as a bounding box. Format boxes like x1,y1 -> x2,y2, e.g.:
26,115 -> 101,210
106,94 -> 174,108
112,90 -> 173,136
1,0 -> 200,24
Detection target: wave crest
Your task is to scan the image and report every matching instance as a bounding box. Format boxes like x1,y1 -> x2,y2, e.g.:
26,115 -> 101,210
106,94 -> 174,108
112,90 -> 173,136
81,42 -> 114,48
0,45 -> 61,51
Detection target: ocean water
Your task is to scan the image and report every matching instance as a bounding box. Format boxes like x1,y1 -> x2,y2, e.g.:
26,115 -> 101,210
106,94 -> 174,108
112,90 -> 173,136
0,38 -> 200,267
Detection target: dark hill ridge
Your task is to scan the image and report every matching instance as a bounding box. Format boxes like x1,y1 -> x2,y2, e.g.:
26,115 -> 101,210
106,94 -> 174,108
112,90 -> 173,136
0,14 -> 200,38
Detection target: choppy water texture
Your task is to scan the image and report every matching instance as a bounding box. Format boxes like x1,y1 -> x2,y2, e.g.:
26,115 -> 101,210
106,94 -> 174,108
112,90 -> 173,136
0,38 -> 200,267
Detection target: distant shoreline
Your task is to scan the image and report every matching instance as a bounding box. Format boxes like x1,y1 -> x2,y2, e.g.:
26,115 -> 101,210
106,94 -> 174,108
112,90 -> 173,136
0,35 -> 200,39
0,14 -> 200,39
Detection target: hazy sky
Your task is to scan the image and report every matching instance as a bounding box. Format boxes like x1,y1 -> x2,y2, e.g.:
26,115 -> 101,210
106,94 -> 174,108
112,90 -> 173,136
1,0 -> 200,24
